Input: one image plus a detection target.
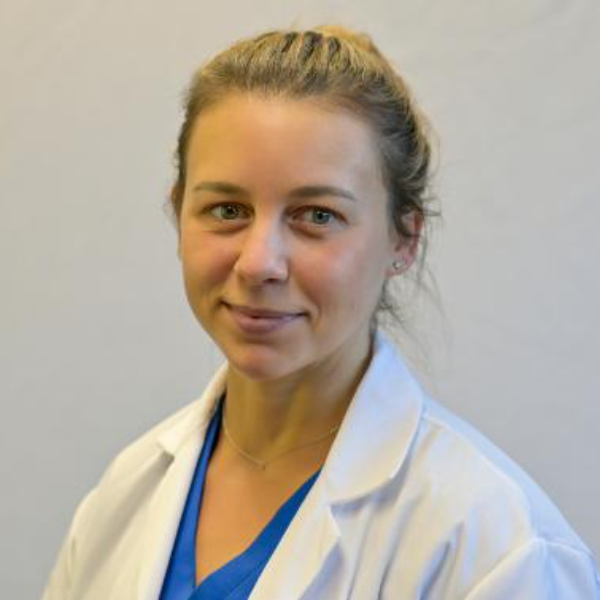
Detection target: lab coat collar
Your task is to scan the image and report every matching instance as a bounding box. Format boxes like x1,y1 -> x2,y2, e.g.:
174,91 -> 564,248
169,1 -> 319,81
321,329 -> 425,504
155,363 -> 228,458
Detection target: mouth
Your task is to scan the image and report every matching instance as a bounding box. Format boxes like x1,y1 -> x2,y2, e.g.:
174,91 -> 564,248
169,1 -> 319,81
224,302 -> 304,318
222,301 -> 305,334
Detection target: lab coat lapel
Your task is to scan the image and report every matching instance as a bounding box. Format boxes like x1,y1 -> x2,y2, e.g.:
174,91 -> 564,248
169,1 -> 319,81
248,487 -> 341,600
136,436 -> 201,600
136,366 -> 228,600
324,330 -> 424,504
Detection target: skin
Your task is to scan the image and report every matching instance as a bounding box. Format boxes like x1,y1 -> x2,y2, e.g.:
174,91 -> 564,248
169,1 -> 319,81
177,93 -> 421,467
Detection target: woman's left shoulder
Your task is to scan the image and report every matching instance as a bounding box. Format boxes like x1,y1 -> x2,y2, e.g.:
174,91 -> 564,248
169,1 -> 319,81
372,395 -> 600,597
413,398 -> 583,546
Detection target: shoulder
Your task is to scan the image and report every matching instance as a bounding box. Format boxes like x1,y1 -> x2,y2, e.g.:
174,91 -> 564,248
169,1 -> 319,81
42,398 -> 204,600
413,397 -> 583,549
335,331 -> 584,550
94,363 -> 227,490
65,395 -> 207,537
98,398 -> 204,485
350,333 -> 599,596
75,367 -> 226,524
365,333 -> 586,552
43,367 -> 228,599
378,393 -> 599,597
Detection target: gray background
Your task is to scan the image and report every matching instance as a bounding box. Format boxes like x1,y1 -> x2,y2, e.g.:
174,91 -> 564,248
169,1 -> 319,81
2,1 -> 599,597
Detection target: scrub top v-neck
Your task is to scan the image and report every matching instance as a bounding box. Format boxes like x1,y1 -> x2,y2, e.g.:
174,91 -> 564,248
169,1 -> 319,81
159,397 -> 323,600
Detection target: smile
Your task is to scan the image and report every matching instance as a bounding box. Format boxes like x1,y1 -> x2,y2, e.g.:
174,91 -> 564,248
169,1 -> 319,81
223,302 -> 304,335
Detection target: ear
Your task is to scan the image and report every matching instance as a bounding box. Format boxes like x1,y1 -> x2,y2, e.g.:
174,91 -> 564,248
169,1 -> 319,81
386,211 -> 423,277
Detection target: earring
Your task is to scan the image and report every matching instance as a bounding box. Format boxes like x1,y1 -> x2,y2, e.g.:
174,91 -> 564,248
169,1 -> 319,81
392,259 -> 405,271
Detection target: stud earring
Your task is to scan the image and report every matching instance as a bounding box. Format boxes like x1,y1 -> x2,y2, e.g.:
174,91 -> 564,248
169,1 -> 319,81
392,259 -> 405,271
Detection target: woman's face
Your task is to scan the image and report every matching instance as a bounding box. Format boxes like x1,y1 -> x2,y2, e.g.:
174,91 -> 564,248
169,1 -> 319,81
178,94 -> 411,382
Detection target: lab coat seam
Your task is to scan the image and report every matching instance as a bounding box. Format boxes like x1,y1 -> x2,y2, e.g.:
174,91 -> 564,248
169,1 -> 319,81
542,538 -> 600,565
462,537 -> 596,598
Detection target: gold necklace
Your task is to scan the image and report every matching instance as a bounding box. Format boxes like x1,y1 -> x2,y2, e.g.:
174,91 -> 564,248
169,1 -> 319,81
221,414 -> 342,470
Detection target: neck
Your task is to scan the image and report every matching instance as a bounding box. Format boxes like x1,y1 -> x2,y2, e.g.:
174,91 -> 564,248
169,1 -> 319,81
222,331 -> 374,462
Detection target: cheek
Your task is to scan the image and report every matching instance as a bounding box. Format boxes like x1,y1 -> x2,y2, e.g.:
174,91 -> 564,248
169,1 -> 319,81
179,233 -> 234,294
297,236 -> 387,312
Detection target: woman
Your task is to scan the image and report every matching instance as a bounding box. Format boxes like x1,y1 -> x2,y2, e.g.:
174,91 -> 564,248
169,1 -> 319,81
44,26 -> 600,599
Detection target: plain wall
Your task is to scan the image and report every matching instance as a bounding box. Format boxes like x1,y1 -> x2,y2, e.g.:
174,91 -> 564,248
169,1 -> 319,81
1,1 -> 599,597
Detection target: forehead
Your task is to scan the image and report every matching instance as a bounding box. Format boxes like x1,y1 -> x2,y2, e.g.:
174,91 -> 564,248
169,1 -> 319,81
185,94 -> 384,190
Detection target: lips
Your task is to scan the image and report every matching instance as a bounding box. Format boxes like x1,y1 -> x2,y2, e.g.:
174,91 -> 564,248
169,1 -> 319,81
225,303 -> 303,318
223,302 -> 305,334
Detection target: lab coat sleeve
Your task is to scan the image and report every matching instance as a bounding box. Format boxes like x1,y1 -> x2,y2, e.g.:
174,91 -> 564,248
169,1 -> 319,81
465,538 -> 600,599
42,489 -> 97,600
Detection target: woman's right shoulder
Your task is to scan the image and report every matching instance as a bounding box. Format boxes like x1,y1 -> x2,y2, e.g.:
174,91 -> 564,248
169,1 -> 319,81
42,397 -> 208,600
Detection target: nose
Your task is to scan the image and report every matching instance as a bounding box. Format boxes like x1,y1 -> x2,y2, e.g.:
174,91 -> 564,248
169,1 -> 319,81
233,219 -> 289,285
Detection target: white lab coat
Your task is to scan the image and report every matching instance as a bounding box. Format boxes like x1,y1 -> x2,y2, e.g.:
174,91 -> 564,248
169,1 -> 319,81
43,332 -> 600,599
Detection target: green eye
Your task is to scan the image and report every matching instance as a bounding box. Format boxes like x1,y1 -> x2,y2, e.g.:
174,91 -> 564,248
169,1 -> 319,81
310,208 -> 333,225
210,203 -> 245,220
297,207 -> 338,226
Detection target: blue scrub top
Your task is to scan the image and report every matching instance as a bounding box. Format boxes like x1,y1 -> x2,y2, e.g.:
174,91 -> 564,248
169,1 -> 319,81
159,397 -> 322,600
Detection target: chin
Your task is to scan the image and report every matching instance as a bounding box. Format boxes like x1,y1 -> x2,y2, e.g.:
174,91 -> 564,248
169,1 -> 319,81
229,361 -> 296,383
224,344 -> 304,382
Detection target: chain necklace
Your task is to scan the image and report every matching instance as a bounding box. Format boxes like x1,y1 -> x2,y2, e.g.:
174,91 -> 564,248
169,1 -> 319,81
221,413 -> 342,470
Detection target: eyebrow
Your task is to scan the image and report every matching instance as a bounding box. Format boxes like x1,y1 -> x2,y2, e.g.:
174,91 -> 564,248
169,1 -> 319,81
192,181 -> 358,202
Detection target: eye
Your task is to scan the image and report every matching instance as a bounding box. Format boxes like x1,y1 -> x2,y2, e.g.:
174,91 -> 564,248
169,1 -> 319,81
296,207 -> 340,227
208,203 -> 250,221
